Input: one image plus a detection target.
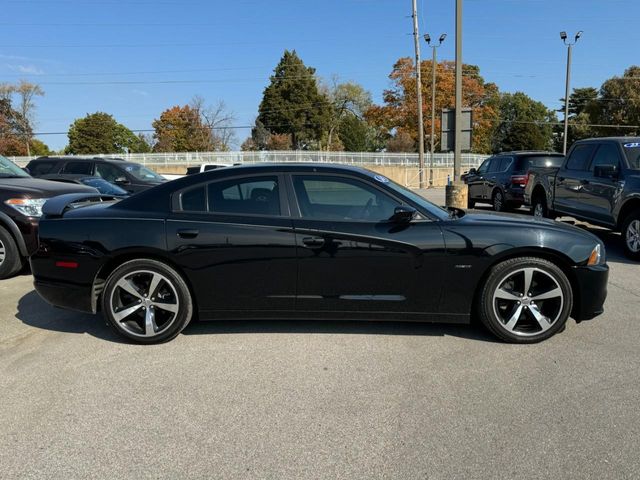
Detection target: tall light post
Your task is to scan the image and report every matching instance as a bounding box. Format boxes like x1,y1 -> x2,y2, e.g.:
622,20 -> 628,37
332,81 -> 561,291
411,0 -> 426,188
424,33 -> 446,187
560,30 -> 582,155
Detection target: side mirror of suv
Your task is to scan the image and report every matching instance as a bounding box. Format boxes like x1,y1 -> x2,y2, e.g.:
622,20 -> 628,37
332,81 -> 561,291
467,168 -> 477,175
594,164 -> 619,180
390,206 -> 417,224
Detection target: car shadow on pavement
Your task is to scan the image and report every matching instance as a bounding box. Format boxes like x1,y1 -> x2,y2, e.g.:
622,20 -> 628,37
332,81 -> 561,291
16,290 -> 127,344
17,290 -> 499,344
182,318 -> 500,343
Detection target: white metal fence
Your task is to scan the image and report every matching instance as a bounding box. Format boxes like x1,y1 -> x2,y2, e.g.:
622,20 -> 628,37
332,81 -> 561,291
9,151 -> 488,168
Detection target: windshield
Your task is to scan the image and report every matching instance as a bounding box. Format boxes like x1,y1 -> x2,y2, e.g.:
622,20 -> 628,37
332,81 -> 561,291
81,178 -> 128,196
378,175 -> 450,220
123,164 -> 165,181
0,155 -> 30,178
623,142 -> 640,169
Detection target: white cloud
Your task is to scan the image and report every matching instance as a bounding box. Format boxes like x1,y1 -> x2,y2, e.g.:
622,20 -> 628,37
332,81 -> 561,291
6,64 -> 45,75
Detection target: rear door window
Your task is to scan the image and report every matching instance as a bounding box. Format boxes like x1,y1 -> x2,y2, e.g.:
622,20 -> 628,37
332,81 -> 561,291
63,161 -> 94,175
566,144 -> 597,171
589,144 -> 621,172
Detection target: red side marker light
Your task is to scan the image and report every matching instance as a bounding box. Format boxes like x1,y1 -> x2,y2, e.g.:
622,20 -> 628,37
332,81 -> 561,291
55,261 -> 78,269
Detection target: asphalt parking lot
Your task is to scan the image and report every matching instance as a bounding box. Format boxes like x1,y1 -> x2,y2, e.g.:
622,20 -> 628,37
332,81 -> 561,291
1,189 -> 638,480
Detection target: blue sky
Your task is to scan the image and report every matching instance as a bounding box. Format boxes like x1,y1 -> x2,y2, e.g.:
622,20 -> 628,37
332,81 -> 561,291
1,0 -> 638,150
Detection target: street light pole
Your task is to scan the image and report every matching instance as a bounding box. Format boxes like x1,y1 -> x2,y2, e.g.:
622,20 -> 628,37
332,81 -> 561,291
453,0 -> 463,182
424,33 -> 446,187
560,30 -> 582,155
411,0 -> 426,189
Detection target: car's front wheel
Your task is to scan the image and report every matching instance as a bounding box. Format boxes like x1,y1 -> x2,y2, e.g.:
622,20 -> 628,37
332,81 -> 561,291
0,227 -> 23,280
102,259 -> 193,343
622,211 -> 640,261
478,257 -> 573,343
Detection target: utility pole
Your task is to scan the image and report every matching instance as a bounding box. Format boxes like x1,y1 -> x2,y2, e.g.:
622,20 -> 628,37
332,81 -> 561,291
411,0 -> 425,189
454,0 -> 463,182
424,33 -> 447,187
445,0 -> 467,208
560,30 -> 582,155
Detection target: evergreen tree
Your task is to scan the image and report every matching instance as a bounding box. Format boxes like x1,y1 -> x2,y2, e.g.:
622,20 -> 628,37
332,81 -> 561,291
256,50 -> 333,149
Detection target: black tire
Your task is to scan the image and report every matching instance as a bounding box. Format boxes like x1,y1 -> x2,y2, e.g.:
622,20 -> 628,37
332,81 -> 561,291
0,227 -> 24,280
467,198 -> 476,209
492,190 -> 506,212
621,211 -> 640,261
477,257 -> 573,343
102,259 -> 193,344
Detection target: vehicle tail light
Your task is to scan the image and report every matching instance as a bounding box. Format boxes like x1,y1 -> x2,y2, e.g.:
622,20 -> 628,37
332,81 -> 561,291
510,174 -> 529,188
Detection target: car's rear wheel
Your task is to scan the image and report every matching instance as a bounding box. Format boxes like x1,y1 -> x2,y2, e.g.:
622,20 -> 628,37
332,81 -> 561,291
478,257 -> 573,343
492,190 -> 505,212
621,211 -> 640,261
0,227 -> 23,280
102,259 -> 193,343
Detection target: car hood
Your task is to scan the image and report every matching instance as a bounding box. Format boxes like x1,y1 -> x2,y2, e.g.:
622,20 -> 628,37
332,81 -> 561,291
454,209 -> 600,241
0,177 -> 96,197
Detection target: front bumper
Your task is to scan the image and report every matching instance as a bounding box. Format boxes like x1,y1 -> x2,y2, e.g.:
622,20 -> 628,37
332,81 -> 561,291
572,264 -> 609,321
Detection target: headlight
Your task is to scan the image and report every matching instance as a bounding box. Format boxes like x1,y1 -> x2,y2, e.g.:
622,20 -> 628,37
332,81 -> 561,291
4,198 -> 48,217
587,243 -> 605,266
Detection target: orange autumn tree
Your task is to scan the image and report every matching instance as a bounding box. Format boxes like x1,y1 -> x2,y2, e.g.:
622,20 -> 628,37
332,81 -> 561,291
365,58 -> 500,154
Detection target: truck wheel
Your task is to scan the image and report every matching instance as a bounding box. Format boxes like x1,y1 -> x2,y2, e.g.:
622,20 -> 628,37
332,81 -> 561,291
622,211 -> 640,261
0,227 -> 24,280
531,195 -> 548,219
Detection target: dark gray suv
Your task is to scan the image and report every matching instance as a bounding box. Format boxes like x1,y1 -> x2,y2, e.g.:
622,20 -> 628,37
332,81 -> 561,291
463,151 -> 565,211
26,156 -> 166,195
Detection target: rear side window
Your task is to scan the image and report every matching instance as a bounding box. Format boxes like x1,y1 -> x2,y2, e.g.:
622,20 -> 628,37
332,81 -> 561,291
178,176 -> 281,216
496,157 -> 513,172
566,144 -> 596,170
28,161 -> 57,176
63,161 -> 93,175
590,144 -> 621,171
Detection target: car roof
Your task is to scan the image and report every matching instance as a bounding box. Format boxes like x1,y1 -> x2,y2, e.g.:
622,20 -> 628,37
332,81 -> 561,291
573,137 -> 640,144
495,151 -> 564,156
31,156 -> 126,163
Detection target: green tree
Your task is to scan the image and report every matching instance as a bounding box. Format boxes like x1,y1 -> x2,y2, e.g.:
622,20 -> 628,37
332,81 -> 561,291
67,112 -> 143,154
596,66 -> 640,136
492,92 -> 556,152
256,50 -> 333,149
0,97 -> 26,156
29,139 -> 52,156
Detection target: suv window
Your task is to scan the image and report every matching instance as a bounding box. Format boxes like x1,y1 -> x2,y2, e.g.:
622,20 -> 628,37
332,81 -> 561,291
477,158 -> 494,174
179,176 -> 281,216
496,157 -> 512,172
28,161 -> 58,176
63,161 -> 93,175
293,175 -> 400,222
566,144 -> 596,170
96,163 -> 124,182
590,144 -> 621,171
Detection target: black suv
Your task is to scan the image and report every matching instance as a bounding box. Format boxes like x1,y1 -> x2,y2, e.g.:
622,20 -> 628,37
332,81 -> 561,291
26,156 -> 166,194
463,151 -> 565,211
0,155 -> 95,279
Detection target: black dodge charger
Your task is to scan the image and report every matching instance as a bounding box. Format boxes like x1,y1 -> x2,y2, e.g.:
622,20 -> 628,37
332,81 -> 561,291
30,164 -> 608,344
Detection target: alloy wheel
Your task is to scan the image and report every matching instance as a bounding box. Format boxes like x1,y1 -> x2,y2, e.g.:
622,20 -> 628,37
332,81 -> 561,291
492,267 -> 564,337
109,269 -> 180,338
626,219 -> 640,253
0,238 -> 5,265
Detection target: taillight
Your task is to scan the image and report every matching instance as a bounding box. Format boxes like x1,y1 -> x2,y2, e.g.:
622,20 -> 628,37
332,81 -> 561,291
510,173 -> 529,187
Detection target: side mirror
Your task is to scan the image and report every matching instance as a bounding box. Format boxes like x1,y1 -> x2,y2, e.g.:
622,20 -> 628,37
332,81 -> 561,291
467,168 -> 477,175
390,205 -> 417,224
114,176 -> 130,185
594,164 -> 618,180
